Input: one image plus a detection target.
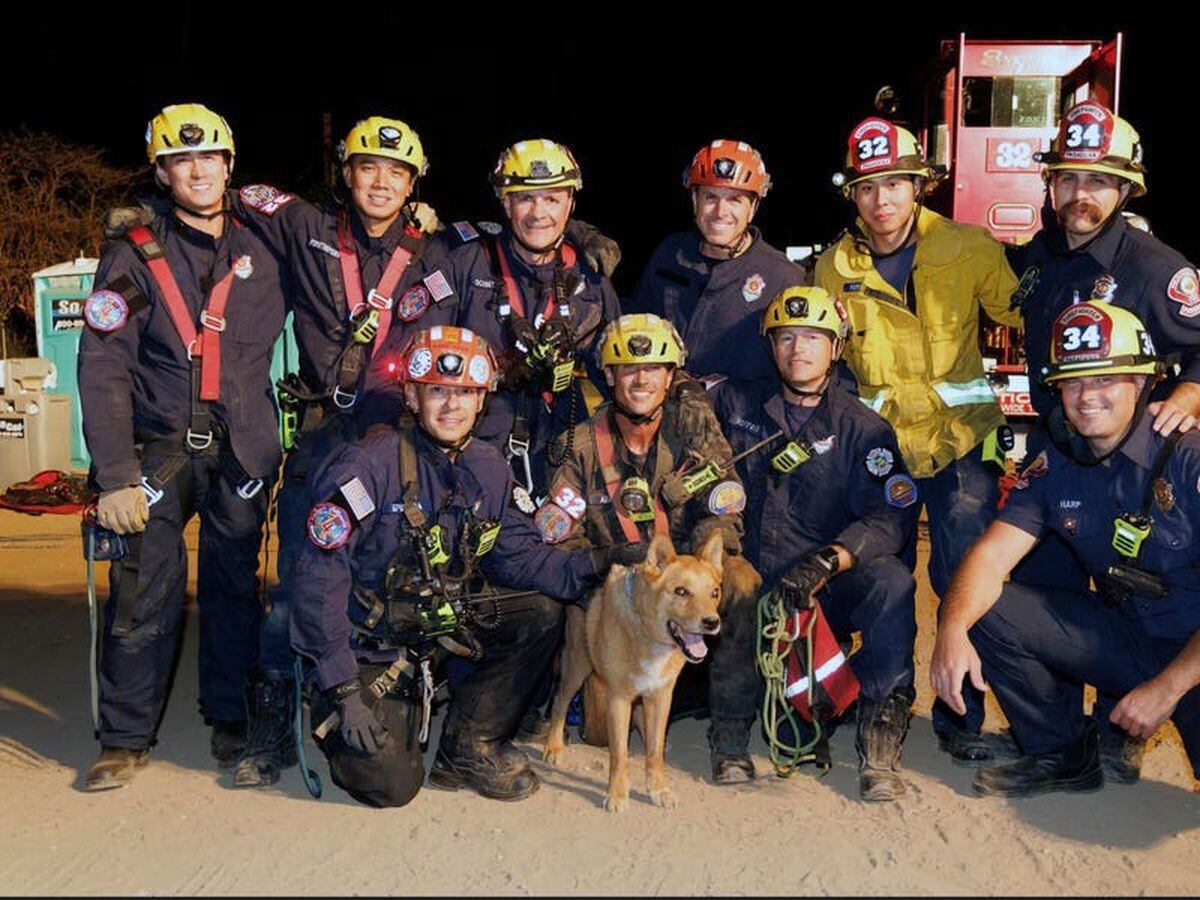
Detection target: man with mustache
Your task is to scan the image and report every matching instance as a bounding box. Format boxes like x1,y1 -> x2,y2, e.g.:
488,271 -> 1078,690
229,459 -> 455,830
814,117 -> 1022,764
628,140 -> 807,381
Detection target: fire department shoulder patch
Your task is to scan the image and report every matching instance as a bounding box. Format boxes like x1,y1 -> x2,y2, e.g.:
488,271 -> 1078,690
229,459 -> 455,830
397,285 -> 430,322
307,502 -> 352,550
535,501 -> 573,544
884,474 -> 917,509
708,481 -> 746,515
864,447 -> 894,477
1167,267 -> 1200,318
512,486 -> 536,514
552,485 -> 587,520
239,184 -> 293,216
742,273 -> 767,303
84,290 -> 129,332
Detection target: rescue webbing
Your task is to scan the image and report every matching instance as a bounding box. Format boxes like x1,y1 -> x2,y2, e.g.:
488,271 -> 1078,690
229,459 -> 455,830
127,226 -> 236,401
336,211 -> 421,354
489,236 -> 577,322
756,589 -> 828,778
591,411 -> 668,543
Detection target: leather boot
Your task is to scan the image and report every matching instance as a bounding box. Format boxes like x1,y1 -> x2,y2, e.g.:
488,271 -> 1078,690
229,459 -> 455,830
973,718 -> 1103,797
210,719 -> 247,768
856,687 -> 914,802
1097,718 -> 1144,785
233,671 -> 298,788
84,746 -> 149,791
428,737 -> 539,801
708,718 -> 755,784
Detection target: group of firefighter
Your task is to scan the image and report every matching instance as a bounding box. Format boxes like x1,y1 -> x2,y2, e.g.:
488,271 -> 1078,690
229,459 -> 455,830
76,95 -> 1200,808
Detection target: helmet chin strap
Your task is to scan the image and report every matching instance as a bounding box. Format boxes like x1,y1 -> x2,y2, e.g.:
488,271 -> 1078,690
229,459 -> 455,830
781,369 -> 833,399
698,228 -> 751,260
614,405 -> 663,427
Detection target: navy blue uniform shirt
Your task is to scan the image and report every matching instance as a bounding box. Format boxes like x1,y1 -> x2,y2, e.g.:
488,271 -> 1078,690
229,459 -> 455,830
630,229 -> 807,380
1000,415 -> 1200,639
709,378 -> 917,583
291,424 -> 601,690
80,210 -> 286,490
1010,213 -> 1200,417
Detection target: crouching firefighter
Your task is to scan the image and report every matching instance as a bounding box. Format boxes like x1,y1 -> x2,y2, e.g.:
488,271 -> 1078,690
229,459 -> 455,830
932,302 -> 1200,798
540,313 -> 752,739
290,326 -> 614,807
699,286 -> 919,800
79,104 -> 286,791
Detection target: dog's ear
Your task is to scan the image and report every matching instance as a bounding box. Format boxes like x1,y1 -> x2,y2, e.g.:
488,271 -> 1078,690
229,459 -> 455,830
644,533 -> 676,574
698,530 -> 724,573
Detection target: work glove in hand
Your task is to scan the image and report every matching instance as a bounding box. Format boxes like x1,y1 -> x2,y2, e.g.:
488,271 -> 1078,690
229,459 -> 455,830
592,541 -> 649,573
97,485 -> 149,535
565,218 -> 621,278
409,201 -> 440,235
333,684 -> 389,754
103,203 -> 155,240
670,375 -> 716,441
778,548 -> 838,614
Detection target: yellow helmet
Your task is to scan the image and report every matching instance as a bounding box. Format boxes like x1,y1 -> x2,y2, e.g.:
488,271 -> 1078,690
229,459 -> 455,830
599,314 -> 686,369
1039,101 -> 1146,197
1043,301 -> 1158,384
491,139 -> 582,198
338,116 -> 428,176
762,286 -> 849,351
145,103 -> 234,165
833,117 -> 937,196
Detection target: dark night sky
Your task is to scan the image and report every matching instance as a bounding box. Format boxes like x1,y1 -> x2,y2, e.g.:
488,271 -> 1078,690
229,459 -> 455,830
3,11 -> 1194,294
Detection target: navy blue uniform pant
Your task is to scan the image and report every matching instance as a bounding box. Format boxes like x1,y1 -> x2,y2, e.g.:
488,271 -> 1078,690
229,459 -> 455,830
99,448 -> 269,748
907,445 -> 999,736
708,555 -> 916,753
971,583 -> 1200,778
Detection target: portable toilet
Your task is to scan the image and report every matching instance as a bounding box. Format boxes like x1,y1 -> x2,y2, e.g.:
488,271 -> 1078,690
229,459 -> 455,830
32,256 -> 299,471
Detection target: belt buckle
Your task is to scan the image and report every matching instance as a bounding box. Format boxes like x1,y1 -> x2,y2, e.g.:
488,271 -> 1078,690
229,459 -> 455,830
237,478 -> 264,500
332,386 -> 358,410
140,476 -> 165,507
186,429 -> 214,451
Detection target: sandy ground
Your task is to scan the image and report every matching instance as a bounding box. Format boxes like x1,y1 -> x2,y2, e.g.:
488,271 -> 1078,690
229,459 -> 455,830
0,508 -> 1197,896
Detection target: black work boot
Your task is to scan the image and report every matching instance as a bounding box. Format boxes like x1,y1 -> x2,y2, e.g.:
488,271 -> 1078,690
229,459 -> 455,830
973,718 -> 1103,798
1097,719 -> 1144,785
428,737 -> 539,801
708,718 -> 755,784
210,719 -> 248,769
84,746 -> 150,792
856,687 -> 914,802
233,671 -> 298,788
936,727 -> 994,765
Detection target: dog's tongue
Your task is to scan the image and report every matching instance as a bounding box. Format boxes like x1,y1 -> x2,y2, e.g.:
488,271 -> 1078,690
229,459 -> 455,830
681,631 -> 708,661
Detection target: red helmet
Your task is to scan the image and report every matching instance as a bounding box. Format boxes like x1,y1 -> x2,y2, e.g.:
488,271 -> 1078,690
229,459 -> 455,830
400,326 -> 498,391
684,140 -> 771,198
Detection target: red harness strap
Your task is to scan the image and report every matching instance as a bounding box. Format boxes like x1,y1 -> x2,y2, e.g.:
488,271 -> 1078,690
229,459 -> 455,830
336,212 -> 420,353
491,237 -> 577,323
591,411 -> 669,544
127,226 -> 235,402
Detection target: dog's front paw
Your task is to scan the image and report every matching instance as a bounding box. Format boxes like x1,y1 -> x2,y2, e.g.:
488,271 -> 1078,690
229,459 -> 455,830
603,791 -> 629,813
542,743 -> 565,767
649,786 -> 676,809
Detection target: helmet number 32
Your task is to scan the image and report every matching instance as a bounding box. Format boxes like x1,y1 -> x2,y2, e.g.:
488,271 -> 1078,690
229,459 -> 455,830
1060,323 -> 1103,351
1065,123 -> 1104,149
857,136 -> 891,160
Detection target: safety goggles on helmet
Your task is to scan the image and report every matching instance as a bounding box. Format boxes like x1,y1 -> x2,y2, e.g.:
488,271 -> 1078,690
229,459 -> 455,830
832,117 -> 939,196
1037,101 -> 1146,197
401,326 -> 499,391
598,314 -> 687,368
1042,301 -> 1158,384
491,139 -> 582,198
338,116 -> 428,176
684,140 -> 772,198
145,103 -> 235,165
762,286 -> 850,351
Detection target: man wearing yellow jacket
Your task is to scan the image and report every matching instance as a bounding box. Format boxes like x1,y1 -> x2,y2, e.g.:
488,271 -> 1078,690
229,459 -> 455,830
815,116 -> 1020,762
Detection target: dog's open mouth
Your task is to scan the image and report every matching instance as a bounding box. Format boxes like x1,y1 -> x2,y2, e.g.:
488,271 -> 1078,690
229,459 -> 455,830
668,620 -> 708,663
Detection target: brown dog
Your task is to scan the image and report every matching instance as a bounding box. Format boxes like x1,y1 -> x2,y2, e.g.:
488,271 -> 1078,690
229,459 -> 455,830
542,532 -> 724,812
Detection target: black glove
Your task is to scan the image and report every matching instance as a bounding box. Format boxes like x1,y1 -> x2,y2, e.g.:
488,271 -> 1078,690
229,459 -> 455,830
564,218 -> 621,279
330,682 -> 389,754
592,541 -> 649,573
778,547 -> 840,613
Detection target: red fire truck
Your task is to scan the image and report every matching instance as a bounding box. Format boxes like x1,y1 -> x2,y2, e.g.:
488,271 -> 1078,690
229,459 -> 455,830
918,33 -> 1123,419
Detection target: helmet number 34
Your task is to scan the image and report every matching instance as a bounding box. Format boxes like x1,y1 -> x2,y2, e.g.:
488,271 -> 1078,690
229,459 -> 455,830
1060,323 -> 1103,351
1066,123 -> 1104,150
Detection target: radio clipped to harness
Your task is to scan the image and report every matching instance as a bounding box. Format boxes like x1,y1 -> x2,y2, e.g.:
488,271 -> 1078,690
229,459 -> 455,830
349,304 -> 381,345
771,441 -> 812,473
423,524 -> 451,567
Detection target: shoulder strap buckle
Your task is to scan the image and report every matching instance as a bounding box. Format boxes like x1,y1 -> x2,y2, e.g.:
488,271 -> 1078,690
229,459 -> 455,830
331,386 -> 358,410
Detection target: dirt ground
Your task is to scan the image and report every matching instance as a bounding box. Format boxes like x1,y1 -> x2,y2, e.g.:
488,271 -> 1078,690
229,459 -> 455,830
0,508 -> 1197,896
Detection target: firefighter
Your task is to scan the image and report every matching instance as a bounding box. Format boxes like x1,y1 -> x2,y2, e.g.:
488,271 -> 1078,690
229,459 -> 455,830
698,286 -> 918,799
931,302 -> 1200,797
363,139 -> 622,500
80,104 -> 286,790
1005,101 -> 1200,783
628,140 -> 806,380
291,326 -> 629,806
814,117 -> 1021,763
